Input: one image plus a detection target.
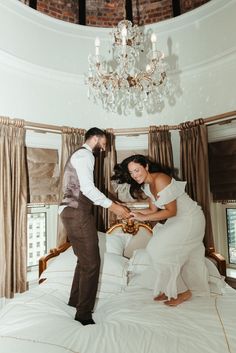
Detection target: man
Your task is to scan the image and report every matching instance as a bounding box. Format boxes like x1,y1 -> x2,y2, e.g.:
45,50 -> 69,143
60,127 -> 129,326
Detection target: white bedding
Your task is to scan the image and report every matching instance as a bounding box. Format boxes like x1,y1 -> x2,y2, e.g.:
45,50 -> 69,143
0,277 -> 236,353
0,231 -> 236,353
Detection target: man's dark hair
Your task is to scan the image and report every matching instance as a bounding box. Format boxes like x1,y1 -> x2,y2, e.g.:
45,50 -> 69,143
85,127 -> 106,141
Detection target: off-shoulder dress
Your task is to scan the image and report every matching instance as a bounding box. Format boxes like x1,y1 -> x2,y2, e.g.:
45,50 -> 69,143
142,178 -> 210,299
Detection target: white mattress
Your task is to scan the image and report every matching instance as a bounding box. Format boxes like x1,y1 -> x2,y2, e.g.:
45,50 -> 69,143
0,278 -> 235,353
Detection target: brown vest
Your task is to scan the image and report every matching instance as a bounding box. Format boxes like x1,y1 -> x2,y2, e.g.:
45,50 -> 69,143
60,147 -> 86,209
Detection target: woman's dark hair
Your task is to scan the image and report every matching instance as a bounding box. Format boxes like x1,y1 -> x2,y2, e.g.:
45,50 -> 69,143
111,154 -> 177,199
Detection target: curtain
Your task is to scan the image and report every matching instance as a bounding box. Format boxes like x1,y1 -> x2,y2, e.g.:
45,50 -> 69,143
57,127 -> 85,245
148,125 -> 174,169
94,151 -> 105,232
94,130 -> 117,231
104,129 -> 117,228
179,119 -> 214,253
0,118 -> 28,298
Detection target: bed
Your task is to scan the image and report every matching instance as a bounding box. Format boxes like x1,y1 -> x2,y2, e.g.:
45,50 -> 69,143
0,219 -> 235,353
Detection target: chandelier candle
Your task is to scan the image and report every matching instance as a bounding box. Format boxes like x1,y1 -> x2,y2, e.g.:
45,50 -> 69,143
94,37 -> 100,62
151,33 -> 157,58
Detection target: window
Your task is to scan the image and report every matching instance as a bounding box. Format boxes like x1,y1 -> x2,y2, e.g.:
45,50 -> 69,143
226,208 -> 236,265
27,211 -> 46,267
211,202 -> 236,270
27,204 -> 58,269
208,138 -> 236,202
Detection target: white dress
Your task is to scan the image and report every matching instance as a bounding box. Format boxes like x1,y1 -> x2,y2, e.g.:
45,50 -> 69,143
143,178 -> 210,300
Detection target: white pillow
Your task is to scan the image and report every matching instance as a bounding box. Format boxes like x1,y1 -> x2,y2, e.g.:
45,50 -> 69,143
100,252 -> 129,283
97,231 -> 107,258
128,249 -> 151,274
205,257 -> 226,294
105,232 -> 132,255
97,252 -> 129,298
127,253 -> 225,295
40,240 -> 129,285
128,249 -> 154,289
40,232 -> 107,280
96,282 -> 125,298
40,246 -> 76,279
123,227 -> 152,259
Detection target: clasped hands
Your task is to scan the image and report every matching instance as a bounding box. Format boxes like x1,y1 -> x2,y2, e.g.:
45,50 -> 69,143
112,201 -> 146,222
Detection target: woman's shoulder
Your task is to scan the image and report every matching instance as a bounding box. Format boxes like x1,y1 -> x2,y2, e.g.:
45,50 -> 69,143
154,173 -> 172,192
153,177 -> 187,206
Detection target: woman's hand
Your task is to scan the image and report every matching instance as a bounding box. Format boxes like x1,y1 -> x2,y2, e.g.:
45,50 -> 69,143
129,211 -> 146,222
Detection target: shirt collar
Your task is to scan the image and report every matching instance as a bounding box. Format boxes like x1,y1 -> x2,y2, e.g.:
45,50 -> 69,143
83,143 -> 93,152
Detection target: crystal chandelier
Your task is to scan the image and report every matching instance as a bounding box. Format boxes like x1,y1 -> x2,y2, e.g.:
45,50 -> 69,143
86,19 -> 169,114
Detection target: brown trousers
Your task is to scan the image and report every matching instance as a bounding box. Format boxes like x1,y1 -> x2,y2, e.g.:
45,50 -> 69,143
60,194 -> 100,320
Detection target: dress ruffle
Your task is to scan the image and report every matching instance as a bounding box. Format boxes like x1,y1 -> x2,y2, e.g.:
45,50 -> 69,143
143,178 -> 186,208
153,262 -> 181,300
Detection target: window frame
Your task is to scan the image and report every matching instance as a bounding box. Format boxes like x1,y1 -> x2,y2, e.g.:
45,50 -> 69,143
215,202 -> 236,269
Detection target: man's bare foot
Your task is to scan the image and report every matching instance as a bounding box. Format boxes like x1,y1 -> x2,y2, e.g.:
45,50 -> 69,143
164,290 -> 192,306
154,293 -> 168,301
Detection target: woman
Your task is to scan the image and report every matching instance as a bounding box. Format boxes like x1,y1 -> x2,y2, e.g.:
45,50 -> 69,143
112,155 -> 210,306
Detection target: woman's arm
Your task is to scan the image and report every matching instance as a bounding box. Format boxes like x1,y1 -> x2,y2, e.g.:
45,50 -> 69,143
135,198 -> 158,215
130,199 -> 177,222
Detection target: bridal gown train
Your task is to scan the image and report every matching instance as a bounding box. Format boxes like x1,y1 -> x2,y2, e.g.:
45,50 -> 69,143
143,178 -> 210,300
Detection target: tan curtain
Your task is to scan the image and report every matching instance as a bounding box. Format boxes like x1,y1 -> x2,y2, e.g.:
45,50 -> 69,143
148,125 -> 174,169
94,130 -> 117,231
94,151 -> 106,231
179,119 -> 214,253
104,129 -> 117,228
57,127 -> 85,245
0,118 -> 28,298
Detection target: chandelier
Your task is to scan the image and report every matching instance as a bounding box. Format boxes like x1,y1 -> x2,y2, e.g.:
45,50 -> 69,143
86,19 -> 169,114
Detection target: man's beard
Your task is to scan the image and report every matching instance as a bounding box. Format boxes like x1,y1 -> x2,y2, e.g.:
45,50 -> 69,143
93,142 -> 103,156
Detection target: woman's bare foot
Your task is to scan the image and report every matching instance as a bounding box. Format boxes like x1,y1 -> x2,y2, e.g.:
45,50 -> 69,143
154,293 -> 168,301
164,290 -> 192,306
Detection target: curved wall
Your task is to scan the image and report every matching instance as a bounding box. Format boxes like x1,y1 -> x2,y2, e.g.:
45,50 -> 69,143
0,0 -> 235,129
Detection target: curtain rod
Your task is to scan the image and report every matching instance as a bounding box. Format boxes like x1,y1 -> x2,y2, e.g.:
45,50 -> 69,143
24,121 -> 86,135
2,110 -> 236,135
113,110 -> 236,135
25,121 -> 63,133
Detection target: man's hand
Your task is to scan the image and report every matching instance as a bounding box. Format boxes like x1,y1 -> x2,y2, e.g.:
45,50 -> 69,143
109,202 -> 130,219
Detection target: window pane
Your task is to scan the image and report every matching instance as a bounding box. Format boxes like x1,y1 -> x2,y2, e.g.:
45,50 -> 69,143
226,208 -> 236,264
27,212 -> 47,267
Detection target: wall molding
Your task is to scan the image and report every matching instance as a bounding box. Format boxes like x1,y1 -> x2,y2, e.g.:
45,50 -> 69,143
0,45 -> 235,84
1,0 -> 235,76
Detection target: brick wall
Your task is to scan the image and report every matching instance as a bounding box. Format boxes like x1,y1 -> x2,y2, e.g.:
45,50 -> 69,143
132,0 -> 173,26
180,0 -> 209,13
19,0 -> 210,27
37,0 -> 79,23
